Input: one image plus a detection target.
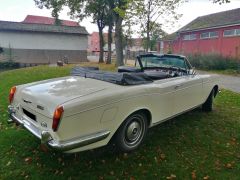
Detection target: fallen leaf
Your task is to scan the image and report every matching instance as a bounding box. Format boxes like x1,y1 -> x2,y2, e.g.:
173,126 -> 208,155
24,157 -> 32,164
160,153 -> 166,160
6,161 -> 11,166
166,174 -> 176,179
191,171 -> 197,179
203,175 -> 210,180
225,163 -> 233,169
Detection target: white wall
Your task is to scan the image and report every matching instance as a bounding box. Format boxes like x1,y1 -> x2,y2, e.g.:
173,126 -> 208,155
0,31 -> 88,50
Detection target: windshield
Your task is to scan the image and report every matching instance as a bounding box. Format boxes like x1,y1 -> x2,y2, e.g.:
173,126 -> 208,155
138,56 -> 188,70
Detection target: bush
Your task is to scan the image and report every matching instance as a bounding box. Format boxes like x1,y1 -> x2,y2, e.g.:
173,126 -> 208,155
0,61 -> 20,70
188,53 -> 239,70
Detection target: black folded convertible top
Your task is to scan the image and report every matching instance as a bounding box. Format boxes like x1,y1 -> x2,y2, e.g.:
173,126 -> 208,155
71,67 -> 153,86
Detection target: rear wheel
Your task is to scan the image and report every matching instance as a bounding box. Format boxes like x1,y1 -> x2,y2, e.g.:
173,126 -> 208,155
115,112 -> 148,152
202,90 -> 214,112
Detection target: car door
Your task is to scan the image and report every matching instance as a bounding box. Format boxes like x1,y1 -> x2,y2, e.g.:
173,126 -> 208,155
173,74 -> 203,115
147,79 -> 176,124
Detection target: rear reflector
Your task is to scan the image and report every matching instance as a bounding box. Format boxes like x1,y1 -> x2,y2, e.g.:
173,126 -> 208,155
52,106 -> 64,132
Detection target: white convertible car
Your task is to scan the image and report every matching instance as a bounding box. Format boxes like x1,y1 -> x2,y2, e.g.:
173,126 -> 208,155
8,54 -> 218,153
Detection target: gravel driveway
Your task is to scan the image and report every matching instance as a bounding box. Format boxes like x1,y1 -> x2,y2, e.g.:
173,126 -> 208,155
197,70 -> 240,93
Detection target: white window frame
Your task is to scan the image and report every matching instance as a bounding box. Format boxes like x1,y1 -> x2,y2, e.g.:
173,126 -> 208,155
200,31 -> 218,39
183,34 -> 197,41
223,29 -> 240,37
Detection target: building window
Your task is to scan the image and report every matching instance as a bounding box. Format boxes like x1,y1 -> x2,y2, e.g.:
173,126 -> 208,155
236,29 -> 240,35
200,31 -> 218,39
223,29 -> 240,37
183,34 -> 197,41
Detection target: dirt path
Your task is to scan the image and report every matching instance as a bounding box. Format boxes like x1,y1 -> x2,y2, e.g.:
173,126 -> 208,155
197,70 -> 240,93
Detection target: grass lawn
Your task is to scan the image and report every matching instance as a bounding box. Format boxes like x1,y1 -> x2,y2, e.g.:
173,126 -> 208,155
0,64 -> 240,180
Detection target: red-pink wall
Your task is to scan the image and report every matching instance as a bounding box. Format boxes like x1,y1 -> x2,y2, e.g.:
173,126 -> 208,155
163,25 -> 240,58
89,32 -> 100,52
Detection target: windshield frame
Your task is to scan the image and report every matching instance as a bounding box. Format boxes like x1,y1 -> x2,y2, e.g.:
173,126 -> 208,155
136,54 -> 193,73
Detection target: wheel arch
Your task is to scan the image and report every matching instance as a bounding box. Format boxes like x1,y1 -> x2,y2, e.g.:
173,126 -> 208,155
213,85 -> 219,97
110,108 -> 152,142
130,108 -> 152,127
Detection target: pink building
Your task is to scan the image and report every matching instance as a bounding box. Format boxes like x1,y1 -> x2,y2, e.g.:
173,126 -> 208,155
23,15 -> 79,26
160,8 -> 240,59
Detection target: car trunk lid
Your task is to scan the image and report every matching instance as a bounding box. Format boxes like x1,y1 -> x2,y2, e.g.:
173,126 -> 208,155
17,76 -> 109,118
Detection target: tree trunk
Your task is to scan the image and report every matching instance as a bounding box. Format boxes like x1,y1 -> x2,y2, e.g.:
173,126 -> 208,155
98,27 -> 104,63
146,30 -> 150,53
106,24 -> 113,64
146,0 -> 151,53
114,15 -> 124,66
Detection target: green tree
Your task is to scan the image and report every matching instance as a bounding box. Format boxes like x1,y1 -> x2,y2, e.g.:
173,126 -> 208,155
34,0 -> 108,63
85,0 -> 108,63
135,0 -> 184,52
34,0 -> 65,22
113,0 -> 129,66
34,0 -> 140,66
105,0 -> 114,64
142,22 -> 166,51
62,0 -> 108,63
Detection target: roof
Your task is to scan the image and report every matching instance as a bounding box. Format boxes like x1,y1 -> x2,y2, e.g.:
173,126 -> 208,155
23,15 -> 79,27
0,20 -> 88,35
179,8 -> 240,32
162,32 -> 178,41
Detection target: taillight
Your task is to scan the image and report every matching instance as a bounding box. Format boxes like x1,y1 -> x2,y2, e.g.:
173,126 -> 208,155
9,86 -> 17,104
52,106 -> 64,132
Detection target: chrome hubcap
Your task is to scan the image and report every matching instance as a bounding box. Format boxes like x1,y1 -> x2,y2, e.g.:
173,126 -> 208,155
124,116 -> 144,146
126,122 -> 141,142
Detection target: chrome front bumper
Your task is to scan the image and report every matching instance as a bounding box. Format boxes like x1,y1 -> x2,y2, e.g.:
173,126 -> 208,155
8,105 -> 110,152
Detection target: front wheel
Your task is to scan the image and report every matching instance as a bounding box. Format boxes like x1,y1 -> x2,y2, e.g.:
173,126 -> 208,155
115,112 -> 148,152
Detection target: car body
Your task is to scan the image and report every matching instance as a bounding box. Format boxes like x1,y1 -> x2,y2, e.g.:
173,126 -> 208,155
8,54 -> 219,153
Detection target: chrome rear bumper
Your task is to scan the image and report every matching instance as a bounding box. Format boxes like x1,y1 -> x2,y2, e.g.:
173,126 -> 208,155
8,105 -> 110,152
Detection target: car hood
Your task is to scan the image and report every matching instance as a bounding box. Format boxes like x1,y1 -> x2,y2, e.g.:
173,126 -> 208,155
16,76 -> 113,117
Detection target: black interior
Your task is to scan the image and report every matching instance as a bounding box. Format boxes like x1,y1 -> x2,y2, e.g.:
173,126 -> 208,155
117,66 -> 180,80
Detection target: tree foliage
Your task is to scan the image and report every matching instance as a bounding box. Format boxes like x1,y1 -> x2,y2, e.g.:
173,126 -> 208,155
133,0 -> 184,52
34,0 -> 65,20
142,22 -> 166,51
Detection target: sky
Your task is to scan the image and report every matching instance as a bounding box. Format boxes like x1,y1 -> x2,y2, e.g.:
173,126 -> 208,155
0,0 -> 240,35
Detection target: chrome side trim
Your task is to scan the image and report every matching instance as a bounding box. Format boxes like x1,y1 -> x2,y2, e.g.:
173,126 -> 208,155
47,131 -> 111,151
8,105 -> 111,152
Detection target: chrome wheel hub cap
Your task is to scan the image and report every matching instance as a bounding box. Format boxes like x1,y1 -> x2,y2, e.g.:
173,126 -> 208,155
125,120 -> 142,145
